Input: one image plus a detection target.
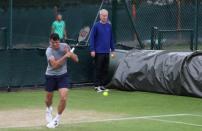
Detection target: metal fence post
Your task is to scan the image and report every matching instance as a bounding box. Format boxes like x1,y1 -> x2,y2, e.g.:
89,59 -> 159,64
194,0 -> 199,50
3,27 -> 8,49
112,0 -> 117,44
190,30 -> 194,51
151,26 -> 158,50
9,0 -> 13,49
123,0 -> 143,49
158,31 -> 162,50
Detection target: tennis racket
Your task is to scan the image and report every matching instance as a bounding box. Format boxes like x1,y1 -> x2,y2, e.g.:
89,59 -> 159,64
70,26 -> 90,53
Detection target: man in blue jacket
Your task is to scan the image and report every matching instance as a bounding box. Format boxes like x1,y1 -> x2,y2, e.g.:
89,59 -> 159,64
90,9 -> 115,92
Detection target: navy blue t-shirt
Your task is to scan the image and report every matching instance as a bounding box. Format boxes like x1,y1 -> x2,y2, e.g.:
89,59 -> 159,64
90,21 -> 115,53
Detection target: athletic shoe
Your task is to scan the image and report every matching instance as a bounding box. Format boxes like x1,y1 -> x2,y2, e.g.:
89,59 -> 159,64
94,86 -> 102,93
45,107 -> 53,123
100,86 -> 106,90
100,86 -> 109,92
46,118 -> 59,128
95,86 -> 108,93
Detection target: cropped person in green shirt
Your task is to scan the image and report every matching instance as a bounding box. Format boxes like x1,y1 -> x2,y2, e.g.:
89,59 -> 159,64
51,14 -> 68,42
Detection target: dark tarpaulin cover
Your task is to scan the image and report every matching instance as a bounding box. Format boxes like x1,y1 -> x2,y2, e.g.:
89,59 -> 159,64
108,49 -> 202,97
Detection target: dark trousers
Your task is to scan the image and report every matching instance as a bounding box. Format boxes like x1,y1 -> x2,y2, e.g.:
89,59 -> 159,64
94,53 -> 110,87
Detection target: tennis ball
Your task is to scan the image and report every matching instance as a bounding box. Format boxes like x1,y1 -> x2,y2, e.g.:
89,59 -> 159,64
103,91 -> 109,96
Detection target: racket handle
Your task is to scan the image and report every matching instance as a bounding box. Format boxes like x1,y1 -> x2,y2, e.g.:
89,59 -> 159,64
70,47 -> 75,53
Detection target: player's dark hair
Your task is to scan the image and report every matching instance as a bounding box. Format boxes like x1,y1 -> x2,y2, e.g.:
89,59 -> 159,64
50,33 -> 59,41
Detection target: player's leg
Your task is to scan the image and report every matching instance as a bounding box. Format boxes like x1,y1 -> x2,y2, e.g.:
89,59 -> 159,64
45,92 -> 53,123
47,73 -> 69,128
94,53 -> 105,92
58,88 -> 68,115
101,53 -> 110,90
47,88 -> 68,128
45,75 -> 56,124
57,73 -> 69,115
45,92 -> 53,107
95,53 -> 102,87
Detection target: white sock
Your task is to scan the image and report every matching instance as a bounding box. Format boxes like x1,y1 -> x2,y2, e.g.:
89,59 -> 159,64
55,114 -> 61,121
46,106 -> 53,112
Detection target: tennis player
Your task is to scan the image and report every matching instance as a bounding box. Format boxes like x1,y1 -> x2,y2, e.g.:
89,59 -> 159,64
45,33 -> 78,128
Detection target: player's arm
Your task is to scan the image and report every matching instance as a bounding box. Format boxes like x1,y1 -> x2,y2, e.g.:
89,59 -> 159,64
69,53 -> 79,63
63,22 -> 68,39
49,52 -> 78,69
90,25 -> 96,57
48,53 -> 70,69
51,27 -> 54,34
63,44 -> 79,62
51,22 -> 55,34
110,26 -> 115,52
64,28 -> 67,40
110,26 -> 115,58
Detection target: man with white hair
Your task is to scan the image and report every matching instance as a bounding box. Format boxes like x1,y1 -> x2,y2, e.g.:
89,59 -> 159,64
90,9 -> 115,92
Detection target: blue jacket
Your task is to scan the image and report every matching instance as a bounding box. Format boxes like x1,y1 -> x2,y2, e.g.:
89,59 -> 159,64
90,21 -> 115,53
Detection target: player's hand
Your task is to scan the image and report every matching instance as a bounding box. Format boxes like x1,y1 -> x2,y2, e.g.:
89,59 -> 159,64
91,51 -> 95,58
64,51 -> 72,58
111,52 -> 115,58
65,51 -> 79,62
73,54 -> 79,63
64,45 -> 69,53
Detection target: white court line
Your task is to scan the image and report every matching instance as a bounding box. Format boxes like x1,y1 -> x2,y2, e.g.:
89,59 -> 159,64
187,114 -> 202,117
145,117 -> 202,127
73,113 -> 202,128
1,113 -> 201,129
73,114 -> 189,124
72,113 -> 202,128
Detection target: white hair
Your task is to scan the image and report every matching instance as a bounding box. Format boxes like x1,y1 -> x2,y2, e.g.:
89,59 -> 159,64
99,9 -> 108,15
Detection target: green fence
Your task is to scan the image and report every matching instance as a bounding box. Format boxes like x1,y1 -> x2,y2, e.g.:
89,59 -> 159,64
0,0 -> 143,49
1,0 -> 101,48
0,48 -> 94,88
0,0 -> 202,50
126,0 -> 202,51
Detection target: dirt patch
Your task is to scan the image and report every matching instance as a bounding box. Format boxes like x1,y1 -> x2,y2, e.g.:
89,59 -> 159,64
0,108 -> 124,128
